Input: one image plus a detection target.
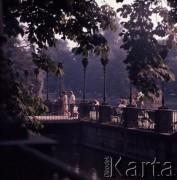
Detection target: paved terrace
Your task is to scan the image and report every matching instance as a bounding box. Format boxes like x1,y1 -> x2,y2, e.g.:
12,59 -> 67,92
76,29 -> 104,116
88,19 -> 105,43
35,115 -> 78,121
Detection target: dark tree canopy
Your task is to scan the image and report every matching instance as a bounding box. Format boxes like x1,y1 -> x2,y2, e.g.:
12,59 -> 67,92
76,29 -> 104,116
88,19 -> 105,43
167,0 -> 177,24
3,0 -> 117,58
3,0 -> 177,98
117,0 -> 176,98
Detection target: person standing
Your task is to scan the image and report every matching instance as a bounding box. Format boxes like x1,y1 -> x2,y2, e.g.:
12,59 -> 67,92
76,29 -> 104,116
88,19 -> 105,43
94,100 -> 100,120
69,91 -> 76,117
135,91 -> 145,108
118,99 -> 127,108
62,91 -> 69,116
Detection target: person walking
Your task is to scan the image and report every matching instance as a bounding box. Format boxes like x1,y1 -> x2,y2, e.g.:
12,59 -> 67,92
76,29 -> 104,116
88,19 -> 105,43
69,91 -> 76,117
62,91 -> 69,116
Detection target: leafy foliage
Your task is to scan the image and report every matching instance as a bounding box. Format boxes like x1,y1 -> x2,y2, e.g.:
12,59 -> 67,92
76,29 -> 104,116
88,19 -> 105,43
166,1 -> 177,25
8,82 -> 48,133
4,37 -> 48,132
32,52 -> 64,77
4,0 -> 117,59
45,33 -> 128,100
1,1 -> 117,133
118,0 -> 175,99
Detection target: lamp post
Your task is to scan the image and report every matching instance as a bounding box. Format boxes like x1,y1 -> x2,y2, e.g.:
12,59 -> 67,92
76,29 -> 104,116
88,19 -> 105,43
159,81 -> 167,109
161,81 -> 165,108
82,58 -> 88,102
57,62 -> 63,116
78,58 -> 89,120
57,62 -> 63,98
127,82 -> 134,107
34,67 -> 39,96
99,58 -> 112,123
159,45 -> 169,109
46,68 -> 49,101
101,58 -> 109,104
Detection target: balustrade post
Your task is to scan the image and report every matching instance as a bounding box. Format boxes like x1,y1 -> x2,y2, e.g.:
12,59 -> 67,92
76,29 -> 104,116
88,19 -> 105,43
123,107 -> 139,128
78,102 -> 92,120
98,104 -> 112,123
154,109 -> 173,133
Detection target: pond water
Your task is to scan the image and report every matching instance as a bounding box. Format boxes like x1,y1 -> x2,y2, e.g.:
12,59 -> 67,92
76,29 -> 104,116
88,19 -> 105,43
55,145 -> 174,180
56,145 -> 106,180
55,145 -> 130,180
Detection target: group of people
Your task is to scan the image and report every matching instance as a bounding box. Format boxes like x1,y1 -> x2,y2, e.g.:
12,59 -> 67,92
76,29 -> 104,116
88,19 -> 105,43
60,91 -> 77,117
118,91 -> 145,108
58,90 -> 144,116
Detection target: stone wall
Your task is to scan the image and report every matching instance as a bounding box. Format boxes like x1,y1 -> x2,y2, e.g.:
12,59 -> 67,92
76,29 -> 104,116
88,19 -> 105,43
80,122 -> 177,163
41,120 -> 81,145
42,120 -> 177,168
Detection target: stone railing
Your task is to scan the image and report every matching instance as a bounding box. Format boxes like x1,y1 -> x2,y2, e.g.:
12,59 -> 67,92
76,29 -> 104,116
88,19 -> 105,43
77,102 -> 177,134
154,109 -> 177,133
41,101 -> 177,134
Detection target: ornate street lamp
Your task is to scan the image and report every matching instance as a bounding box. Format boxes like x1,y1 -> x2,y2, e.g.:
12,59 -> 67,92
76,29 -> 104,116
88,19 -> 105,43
57,61 -> 63,98
82,58 -> 89,102
34,67 -> 39,96
46,68 -> 49,101
129,82 -> 132,106
57,62 -> 63,115
161,81 -> 165,108
127,81 -> 137,107
159,45 -> 169,109
98,58 -> 112,123
101,58 -> 109,104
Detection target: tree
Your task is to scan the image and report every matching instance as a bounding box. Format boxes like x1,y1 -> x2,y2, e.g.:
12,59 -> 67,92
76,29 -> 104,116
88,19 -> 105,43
6,37 -> 43,90
117,0 -> 175,99
3,37 -> 48,132
3,0 -> 117,58
44,29 -> 128,102
0,0 -> 118,131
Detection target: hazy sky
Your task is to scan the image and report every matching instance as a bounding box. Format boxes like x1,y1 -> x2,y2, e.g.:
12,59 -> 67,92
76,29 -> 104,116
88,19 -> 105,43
97,0 -> 134,9
96,0 -> 168,31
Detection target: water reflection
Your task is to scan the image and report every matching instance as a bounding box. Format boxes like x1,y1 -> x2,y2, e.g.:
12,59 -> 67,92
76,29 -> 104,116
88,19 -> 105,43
55,145 -> 132,180
55,145 -> 177,180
